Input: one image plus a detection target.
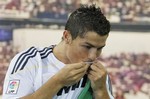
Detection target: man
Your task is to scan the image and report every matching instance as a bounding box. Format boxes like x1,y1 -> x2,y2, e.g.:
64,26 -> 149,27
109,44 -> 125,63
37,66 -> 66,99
3,4 -> 114,99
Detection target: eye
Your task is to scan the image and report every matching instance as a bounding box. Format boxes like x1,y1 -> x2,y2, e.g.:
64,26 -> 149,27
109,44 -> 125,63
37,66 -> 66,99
97,47 -> 104,51
84,45 -> 92,49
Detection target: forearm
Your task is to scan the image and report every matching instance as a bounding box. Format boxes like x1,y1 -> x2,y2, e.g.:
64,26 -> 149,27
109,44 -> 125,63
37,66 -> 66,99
21,75 -> 63,99
93,88 -> 110,99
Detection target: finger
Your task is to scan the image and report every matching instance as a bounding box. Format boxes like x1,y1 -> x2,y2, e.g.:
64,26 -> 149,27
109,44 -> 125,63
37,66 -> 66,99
91,62 -> 106,72
70,70 -> 87,83
70,64 -> 89,76
90,64 -> 101,72
88,70 -> 97,77
71,62 -> 87,69
88,73 -> 94,81
89,64 -> 107,78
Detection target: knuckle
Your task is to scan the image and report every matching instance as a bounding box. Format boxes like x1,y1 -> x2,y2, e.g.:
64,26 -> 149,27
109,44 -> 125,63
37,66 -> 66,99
93,77 -> 98,82
70,71 -> 74,76
72,76 -> 77,81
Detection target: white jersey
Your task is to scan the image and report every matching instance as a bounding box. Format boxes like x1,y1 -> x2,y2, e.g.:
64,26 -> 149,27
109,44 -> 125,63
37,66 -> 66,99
3,45 -> 114,99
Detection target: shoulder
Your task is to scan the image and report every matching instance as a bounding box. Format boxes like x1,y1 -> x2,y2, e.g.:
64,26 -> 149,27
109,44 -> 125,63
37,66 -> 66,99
9,45 -> 54,74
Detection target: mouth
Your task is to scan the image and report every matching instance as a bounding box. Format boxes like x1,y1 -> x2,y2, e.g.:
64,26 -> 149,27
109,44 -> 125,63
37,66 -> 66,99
84,61 -> 94,67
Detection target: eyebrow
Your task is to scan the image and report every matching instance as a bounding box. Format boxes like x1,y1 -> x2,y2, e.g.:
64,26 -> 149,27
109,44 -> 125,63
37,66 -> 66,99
84,42 -> 105,49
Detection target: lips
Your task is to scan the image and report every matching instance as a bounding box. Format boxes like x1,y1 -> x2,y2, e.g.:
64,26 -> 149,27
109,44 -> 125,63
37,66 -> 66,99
84,61 -> 94,65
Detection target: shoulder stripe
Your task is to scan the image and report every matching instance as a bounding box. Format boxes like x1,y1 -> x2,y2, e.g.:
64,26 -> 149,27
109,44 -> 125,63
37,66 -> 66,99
14,49 -> 38,73
12,48 -> 37,74
14,49 -> 37,72
37,46 -> 53,59
19,50 -> 38,71
39,47 -> 47,52
39,47 -> 48,53
39,47 -> 52,56
11,46 -> 54,74
41,50 -> 53,59
11,47 -> 35,74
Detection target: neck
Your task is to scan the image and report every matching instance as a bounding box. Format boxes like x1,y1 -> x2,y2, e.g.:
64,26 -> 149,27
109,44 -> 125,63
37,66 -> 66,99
53,41 -> 70,64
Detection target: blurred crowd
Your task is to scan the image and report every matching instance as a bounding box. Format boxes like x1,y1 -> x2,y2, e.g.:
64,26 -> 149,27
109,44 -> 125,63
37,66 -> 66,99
0,41 -> 150,99
0,0 -> 150,22
99,53 -> 150,99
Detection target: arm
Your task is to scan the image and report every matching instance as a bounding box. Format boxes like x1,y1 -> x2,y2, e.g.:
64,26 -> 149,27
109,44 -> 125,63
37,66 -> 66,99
21,75 -> 63,99
93,88 -> 110,99
21,62 -> 90,99
88,61 -> 114,99
92,75 -> 114,99
21,62 -> 89,99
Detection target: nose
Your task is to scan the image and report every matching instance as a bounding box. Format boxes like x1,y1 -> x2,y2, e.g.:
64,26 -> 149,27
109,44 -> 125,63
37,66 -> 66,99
88,49 -> 100,61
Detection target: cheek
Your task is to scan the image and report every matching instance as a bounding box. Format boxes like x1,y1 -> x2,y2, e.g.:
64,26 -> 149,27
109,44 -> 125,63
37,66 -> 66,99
76,48 -> 88,58
68,47 -> 88,62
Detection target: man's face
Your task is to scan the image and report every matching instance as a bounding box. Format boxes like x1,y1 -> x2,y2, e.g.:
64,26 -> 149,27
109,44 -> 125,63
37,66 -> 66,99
66,31 -> 108,63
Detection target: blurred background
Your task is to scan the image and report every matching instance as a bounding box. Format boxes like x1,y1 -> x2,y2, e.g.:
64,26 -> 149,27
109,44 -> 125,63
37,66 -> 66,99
0,0 -> 150,99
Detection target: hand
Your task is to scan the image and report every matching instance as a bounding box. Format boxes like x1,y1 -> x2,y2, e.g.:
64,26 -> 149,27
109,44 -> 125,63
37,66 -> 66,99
87,60 -> 107,91
54,62 -> 89,87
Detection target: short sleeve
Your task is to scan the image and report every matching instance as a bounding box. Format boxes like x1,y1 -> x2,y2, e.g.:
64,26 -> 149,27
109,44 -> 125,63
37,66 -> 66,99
2,47 -> 38,99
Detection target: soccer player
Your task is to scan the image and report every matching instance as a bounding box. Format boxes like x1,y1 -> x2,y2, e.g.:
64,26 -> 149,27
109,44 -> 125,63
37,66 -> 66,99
3,4 -> 114,99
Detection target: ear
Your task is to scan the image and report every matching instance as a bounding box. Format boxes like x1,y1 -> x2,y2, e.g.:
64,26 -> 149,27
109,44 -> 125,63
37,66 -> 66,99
63,30 -> 72,44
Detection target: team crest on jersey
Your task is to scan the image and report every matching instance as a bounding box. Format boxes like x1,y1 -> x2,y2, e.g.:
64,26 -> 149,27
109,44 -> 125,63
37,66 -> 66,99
6,80 -> 20,94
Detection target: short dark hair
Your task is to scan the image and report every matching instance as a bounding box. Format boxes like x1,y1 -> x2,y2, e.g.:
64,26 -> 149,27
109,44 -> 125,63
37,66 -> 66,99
65,4 -> 110,40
